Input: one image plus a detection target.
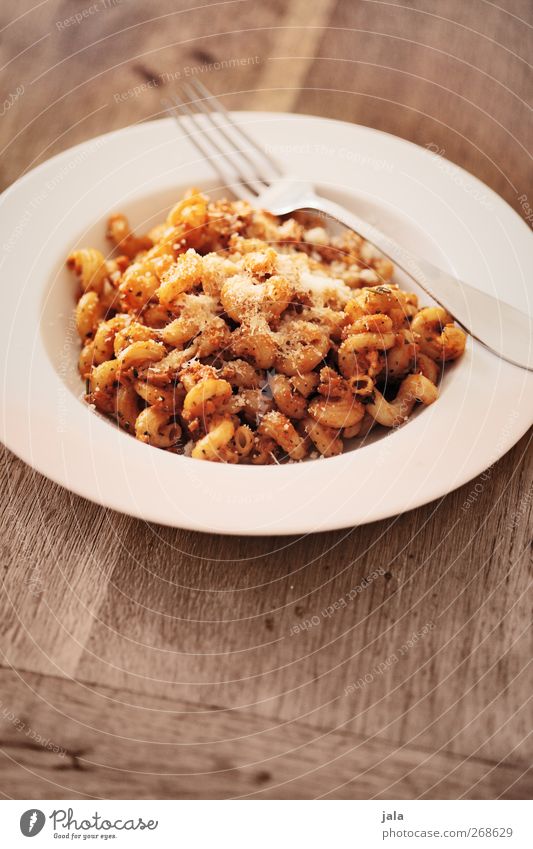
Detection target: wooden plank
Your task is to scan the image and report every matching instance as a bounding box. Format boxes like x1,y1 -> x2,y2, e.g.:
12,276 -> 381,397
71,431 -> 532,766
0,668 -> 530,799
0,448 -> 134,677
2,432 -> 530,767
295,0 -> 533,216
0,0 -> 314,186
0,0 -> 531,800
250,0 -> 337,111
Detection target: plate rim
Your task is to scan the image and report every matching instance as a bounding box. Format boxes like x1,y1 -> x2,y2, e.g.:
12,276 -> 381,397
1,112 -> 532,535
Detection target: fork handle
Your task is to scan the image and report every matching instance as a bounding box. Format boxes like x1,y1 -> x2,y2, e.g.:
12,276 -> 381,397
307,193 -> 533,372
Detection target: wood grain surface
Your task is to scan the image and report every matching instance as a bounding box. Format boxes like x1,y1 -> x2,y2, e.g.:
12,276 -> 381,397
0,0 -> 532,800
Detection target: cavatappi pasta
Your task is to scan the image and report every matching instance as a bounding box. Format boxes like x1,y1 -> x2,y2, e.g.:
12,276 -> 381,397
67,189 -> 466,463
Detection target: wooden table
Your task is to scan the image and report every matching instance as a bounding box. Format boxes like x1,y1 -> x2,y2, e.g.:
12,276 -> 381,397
1,0 -> 531,799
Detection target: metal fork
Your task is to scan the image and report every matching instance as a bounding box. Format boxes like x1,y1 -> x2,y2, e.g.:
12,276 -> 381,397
164,79 -> 533,371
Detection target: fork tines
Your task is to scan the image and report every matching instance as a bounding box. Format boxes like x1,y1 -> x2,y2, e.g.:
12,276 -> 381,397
162,78 -> 281,201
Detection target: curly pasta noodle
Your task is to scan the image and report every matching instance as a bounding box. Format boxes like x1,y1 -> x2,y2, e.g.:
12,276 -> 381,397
67,189 -> 467,463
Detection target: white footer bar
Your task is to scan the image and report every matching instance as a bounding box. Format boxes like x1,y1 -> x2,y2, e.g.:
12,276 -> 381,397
3,799 -> 531,848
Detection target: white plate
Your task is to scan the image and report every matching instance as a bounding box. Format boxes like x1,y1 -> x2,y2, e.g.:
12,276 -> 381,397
1,113 -> 532,535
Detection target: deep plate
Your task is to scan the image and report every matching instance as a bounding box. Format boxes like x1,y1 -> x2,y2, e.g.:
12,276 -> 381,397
1,113 -> 532,535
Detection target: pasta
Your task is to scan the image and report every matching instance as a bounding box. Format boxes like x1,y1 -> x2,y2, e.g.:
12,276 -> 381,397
67,189 -> 467,463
